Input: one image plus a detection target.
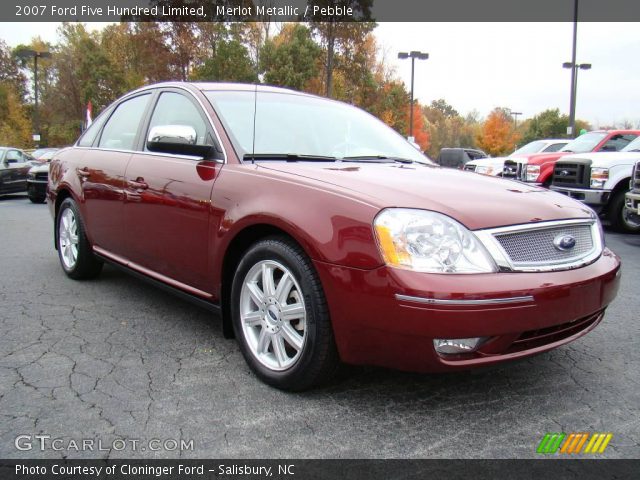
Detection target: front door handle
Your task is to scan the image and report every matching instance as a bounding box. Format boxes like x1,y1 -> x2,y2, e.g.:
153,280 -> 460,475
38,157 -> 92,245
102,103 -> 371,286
128,178 -> 149,190
77,168 -> 91,178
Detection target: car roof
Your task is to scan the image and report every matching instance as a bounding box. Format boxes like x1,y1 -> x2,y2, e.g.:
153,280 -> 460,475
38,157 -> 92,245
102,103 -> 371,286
132,81 -> 312,98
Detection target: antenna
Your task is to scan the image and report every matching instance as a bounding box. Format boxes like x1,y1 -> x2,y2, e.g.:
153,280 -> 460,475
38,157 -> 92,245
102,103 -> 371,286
251,83 -> 258,164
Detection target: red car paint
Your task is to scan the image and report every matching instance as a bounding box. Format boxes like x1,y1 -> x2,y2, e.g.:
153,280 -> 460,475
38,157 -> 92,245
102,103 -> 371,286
48,83 -> 621,373
517,130 -> 640,185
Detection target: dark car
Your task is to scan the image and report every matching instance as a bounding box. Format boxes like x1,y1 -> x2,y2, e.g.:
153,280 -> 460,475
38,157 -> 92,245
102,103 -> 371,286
48,83 -> 620,390
437,147 -> 488,169
27,149 -> 59,203
0,147 -> 35,195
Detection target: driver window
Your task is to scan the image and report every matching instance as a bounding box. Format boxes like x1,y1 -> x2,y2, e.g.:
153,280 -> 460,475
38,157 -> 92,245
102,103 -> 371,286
146,92 -> 211,148
5,150 -> 23,162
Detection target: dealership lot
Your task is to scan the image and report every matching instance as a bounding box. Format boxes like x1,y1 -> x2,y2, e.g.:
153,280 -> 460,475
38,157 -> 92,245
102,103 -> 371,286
0,194 -> 638,459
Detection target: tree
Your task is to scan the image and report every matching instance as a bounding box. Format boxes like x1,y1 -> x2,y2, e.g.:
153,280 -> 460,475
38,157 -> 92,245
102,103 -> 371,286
192,39 -> 257,83
407,103 -> 430,151
0,82 -> 32,147
476,108 -> 521,156
0,40 -> 27,99
260,24 -> 321,90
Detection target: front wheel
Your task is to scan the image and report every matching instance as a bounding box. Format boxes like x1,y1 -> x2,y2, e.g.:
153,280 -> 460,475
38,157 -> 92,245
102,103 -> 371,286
231,237 -> 339,391
608,191 -> 640,233
56,198 -> 103,279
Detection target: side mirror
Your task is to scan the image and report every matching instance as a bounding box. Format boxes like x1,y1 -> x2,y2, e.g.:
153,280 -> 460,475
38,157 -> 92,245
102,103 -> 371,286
5,158 -> 18,164
146,125 -> 213,158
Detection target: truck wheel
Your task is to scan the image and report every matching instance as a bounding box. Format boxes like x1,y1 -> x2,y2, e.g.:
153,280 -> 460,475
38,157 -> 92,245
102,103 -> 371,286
28,193 -> 46,204
56,198 -> 103,279
608,191 -> 640,233
230,236 -> 339,391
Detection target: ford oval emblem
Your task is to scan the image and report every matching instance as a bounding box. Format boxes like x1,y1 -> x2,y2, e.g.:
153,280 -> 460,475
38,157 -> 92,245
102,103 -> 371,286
553,234 -> 577,251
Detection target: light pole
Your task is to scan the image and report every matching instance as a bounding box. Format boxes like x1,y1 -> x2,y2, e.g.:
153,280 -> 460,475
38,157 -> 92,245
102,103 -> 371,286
511,111 -> 522,129
398,50 -> 429,140
563,61 -> 591,136
16,48 -> 51,146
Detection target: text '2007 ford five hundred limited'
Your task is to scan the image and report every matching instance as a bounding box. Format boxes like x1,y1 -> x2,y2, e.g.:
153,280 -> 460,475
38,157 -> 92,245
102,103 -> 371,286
48,83 -> 621,390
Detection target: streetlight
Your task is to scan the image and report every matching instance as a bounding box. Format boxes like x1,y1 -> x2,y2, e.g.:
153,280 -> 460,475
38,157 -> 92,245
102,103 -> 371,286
398,50 -> 429,140
563,61 -> 591,136
16,48 -> 51,146
510,111 -> 522,129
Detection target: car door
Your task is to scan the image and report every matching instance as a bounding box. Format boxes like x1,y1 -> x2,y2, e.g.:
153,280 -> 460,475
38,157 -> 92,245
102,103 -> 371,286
77,92 -> 153,255
2,149 -> 31,193
122,89 -> 224,293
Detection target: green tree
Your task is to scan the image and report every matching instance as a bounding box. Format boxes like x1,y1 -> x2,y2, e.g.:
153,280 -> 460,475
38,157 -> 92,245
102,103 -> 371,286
0,82 -> 32,147
192,39 -> 257,83
260,24 -> 322,91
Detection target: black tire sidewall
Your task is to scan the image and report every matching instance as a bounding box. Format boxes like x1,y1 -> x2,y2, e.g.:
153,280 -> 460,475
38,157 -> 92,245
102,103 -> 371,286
230,238 -> 333,390
608,191 -> 640,233
56,198 -> 102,278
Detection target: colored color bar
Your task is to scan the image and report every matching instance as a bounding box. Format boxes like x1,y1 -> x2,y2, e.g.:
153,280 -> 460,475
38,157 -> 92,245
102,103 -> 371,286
560,434 -> 575,453
537,434 -> 553,454
549,433 -> 566,453
598,433 -> 613,453
573,433 -> 589,454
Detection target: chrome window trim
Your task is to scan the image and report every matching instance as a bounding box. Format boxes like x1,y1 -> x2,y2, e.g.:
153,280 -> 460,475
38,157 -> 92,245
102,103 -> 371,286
395,294 -> 535,306
474,218 -> 603,273
71,146 -> 214,163
75,84 -> 228,164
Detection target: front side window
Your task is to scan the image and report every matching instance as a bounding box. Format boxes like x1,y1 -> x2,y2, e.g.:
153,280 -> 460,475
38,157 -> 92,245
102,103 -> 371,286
98,94 -> 151,151
561,132 -> 607,153
543,142 -> 566,152
206,90 -> 431,164
5,150 -> 23,162
146,92 -> 211,148
78,107 -> 112,147
602,134 -> 637,152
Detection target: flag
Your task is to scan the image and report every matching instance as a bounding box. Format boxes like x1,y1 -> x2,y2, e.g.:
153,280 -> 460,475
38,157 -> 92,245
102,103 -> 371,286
86,101 -> 93,128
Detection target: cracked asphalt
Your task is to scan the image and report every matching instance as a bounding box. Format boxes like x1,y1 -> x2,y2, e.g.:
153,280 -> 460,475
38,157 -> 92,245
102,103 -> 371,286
0,193 -> 638,459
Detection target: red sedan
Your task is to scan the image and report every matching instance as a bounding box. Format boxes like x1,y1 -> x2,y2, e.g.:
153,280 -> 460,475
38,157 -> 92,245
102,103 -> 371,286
48,83 -> 620,390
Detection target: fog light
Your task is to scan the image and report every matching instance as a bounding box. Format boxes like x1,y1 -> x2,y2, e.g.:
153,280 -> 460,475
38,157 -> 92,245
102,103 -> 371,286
433,337 -> 485,354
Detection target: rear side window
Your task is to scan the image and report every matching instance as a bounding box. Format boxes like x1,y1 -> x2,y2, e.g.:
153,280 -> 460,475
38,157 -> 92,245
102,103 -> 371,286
98,94 -> 151,150
78,108 -> 111,147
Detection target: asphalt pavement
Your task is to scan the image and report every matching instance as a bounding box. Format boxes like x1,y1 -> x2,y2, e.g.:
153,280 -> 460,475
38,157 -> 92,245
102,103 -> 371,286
0,193 -> 638,459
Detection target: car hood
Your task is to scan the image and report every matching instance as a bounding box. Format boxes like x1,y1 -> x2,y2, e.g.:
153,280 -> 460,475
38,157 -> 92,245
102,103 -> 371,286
467,157 -> 507,168
558,151 -> 640,165
28,163 -> 50,174
511,152 -> 571,165
259,162 -> 594,230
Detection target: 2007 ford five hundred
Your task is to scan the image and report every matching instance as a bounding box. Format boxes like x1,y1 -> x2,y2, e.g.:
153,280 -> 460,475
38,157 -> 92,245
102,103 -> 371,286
48,83 -> 621,390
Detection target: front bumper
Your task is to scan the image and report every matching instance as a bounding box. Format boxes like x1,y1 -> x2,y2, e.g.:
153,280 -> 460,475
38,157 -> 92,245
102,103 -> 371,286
625,191 -> 640,224
27,179 -> 47,197
550,186 -> 610,206
315,249 -> 620,372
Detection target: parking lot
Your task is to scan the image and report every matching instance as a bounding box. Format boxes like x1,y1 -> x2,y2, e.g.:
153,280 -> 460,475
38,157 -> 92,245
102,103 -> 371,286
0,194 -> 638,459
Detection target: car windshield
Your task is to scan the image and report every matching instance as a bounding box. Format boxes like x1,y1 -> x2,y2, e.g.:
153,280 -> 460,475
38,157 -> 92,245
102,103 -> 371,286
622,136 -> 640,152
205,90 -> 433,164
512,140 -> 547,155
560,132 -> 607,153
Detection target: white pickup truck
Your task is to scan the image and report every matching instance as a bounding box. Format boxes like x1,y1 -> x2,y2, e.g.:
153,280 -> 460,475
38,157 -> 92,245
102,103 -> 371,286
465,139 -> 568,176
549,136 -> 640,232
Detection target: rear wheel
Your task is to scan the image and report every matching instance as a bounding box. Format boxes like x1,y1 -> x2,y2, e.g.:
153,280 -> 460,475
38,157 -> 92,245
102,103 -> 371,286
56,198 -> 103,279
231,237 -> 339,391
608,191 -> 640,233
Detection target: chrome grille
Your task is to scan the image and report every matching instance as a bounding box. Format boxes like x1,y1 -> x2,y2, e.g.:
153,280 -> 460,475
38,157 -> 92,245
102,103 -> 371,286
494,224 -> 594,266
634,162 -> 640,189
552,160 -> 590,188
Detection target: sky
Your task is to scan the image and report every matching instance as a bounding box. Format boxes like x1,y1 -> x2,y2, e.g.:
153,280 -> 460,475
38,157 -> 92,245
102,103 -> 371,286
1,21 -> 639,128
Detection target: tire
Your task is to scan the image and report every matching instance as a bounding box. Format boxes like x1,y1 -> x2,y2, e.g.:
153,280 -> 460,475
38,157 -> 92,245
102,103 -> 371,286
56,198 -> 103,279
607,191 -> 640,233
230,236 -> 339,391
28,193 -> 46,204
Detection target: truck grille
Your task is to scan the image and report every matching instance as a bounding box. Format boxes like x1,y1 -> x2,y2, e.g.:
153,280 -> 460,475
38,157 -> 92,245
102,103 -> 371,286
552,160 -> 591,188
502,160 -> 522,179
35,172 -> 48,181
634,162 -> 640,190
492,223 -> 597,269
464,164 -> 476,172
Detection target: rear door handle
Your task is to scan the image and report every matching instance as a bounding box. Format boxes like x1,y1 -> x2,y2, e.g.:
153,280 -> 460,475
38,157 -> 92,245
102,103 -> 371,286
77,168 -> 90,177
128,178 -> 149,190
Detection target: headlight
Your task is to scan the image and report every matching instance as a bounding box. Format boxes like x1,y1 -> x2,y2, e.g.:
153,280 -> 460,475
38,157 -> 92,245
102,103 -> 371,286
525,165 -> 540,182
373,208 -> 497,273
590,167 -> 609,189
27,172 -> 35,179
475,166 -> 494,175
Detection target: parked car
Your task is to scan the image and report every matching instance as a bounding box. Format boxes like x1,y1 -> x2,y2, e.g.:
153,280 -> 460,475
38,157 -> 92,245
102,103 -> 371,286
625,161 -> 640,227
466,139 -> 568,176
437,148 -> 488,169
27,149 -> 59,203
503,130 -> 640,185
48,83 -> 620,390
549,136 -> 640,233
0,147 -> 35,195
31,147 -> 59,160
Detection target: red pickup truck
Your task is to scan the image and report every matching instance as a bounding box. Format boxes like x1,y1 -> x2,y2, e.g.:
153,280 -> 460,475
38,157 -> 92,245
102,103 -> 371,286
503,130 -> 640,185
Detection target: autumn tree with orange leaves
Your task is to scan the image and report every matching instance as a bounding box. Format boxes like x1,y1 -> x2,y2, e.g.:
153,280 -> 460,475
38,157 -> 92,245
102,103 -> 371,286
407,103 -> 430,152
476,108 -> 521,156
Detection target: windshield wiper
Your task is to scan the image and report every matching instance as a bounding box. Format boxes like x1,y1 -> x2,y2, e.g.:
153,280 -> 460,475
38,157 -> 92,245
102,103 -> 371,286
342,155 -> 414,164
243,153 -> 339,162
